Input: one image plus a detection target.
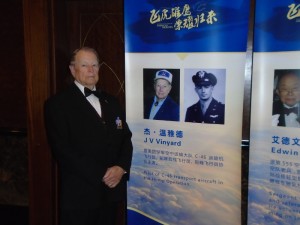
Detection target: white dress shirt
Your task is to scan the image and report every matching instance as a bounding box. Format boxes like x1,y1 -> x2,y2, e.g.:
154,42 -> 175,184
74,80 -> 102,117
284,103 -> 300,128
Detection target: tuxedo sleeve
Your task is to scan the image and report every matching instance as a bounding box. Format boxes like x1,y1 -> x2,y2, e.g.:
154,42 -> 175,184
118,121 -> 133,178
106,96 -> 133,178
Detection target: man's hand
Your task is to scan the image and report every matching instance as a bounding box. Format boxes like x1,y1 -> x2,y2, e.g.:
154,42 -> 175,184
102,166 -> 125,188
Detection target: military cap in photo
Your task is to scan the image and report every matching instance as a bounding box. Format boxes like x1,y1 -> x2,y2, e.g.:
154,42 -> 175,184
154,69 -> 173,83
192,71 -> 217,87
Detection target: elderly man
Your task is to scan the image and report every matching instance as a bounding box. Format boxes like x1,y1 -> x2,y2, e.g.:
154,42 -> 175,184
272,70 -> 300,127
144,69 -> 179,121
185,70 -> 225,124
44,47 -> 133,225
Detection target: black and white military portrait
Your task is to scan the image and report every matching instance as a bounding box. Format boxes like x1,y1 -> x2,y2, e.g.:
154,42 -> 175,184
184,69 -> 226,124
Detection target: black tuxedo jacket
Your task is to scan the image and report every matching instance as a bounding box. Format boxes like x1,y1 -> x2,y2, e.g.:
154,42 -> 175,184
272,100 -> 286,126
44,83 -> 133,210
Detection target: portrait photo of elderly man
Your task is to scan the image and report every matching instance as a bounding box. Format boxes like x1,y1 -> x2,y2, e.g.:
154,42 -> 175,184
144,68 -> 180,121
185,69 -> 225,124
272,69 -> 300,128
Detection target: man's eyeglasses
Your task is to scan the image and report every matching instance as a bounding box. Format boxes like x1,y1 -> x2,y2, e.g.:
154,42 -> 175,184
279,88 -> 300,95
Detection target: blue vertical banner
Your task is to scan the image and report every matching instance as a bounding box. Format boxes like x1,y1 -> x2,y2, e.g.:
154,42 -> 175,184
125,1 -> 250,224
248,1 -> 300,225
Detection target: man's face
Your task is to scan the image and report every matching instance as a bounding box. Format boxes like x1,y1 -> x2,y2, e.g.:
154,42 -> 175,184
195,85 -> 214,101
154,79 -> 172,100
69,50 -> 99,89
276,73 -> 300,107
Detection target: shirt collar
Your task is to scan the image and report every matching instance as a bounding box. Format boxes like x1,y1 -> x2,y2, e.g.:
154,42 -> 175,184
154,96 -> 167,106
200,97 -> 213,108
74,80 -> 96,96
284,103 -> 299,109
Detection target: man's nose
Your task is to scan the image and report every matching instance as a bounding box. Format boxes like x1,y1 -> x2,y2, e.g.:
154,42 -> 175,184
87,65 -> 95,71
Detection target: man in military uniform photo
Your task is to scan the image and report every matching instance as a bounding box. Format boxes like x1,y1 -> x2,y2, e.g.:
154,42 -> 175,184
185,70 -> 225,124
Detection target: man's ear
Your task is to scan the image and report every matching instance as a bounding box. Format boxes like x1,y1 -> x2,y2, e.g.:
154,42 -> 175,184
275,88 -> 279,96
69,65 -> 75,77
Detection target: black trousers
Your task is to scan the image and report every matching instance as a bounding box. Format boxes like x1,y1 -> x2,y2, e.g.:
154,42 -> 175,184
60,203 -> 118,225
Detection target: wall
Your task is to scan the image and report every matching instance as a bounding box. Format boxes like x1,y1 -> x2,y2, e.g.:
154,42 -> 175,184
0,1 -> 28,224
0,0 -> 28,206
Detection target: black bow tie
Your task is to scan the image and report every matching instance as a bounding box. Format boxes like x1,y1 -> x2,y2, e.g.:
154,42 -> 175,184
284,106 -> 298,115
84,87 -> 100,98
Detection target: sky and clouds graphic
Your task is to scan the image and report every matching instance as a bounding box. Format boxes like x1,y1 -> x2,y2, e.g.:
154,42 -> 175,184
127,121 -> 242,225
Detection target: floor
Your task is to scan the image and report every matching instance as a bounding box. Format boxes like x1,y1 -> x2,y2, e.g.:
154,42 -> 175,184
0,205 -> 28,225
